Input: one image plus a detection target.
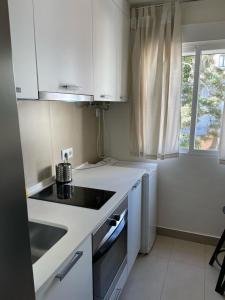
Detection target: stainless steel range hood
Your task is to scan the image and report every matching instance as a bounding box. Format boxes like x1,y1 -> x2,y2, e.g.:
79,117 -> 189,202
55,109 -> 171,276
38,91 -> 94,102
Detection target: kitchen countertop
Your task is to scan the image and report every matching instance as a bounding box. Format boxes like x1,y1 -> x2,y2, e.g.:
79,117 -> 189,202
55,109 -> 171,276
28,165 -> 145,293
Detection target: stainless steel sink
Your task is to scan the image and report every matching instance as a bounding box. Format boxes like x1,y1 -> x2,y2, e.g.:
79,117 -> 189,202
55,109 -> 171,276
28,222 -> 67,264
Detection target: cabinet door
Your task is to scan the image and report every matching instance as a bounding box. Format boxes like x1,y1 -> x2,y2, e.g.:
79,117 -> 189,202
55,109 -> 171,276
109,265 -> 127,300
93,0 -> 117,101
8,0 -> 38,99
127,180 -> 142,274
33,0 -> 93,95
116,6 -> 130,102
36,236 -> 93,300
148,170 -> 157,249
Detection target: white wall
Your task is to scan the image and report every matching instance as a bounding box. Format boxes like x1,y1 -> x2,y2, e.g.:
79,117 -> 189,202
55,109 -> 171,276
182,22 -> 225,43
181,0 -> 225,42
104,102 -> 225,237
130,0 -> 225,25
181,0 -> 225,25
158,155 -> 225,237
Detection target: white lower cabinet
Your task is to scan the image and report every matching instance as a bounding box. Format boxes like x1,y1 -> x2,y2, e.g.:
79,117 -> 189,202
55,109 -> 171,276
36,179 -> 143,300
109,265 -> 128,300
36,236 -> 93,300
110,180 -> 142,298
127,179 -> 142,274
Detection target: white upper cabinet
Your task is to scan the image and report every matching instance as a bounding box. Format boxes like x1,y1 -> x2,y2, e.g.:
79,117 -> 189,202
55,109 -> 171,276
116,6 -> 130,102
8,0 -> 130,102
8,0 -> 38,99
33,0 -> 93,95
93,0 -> 117,101
93,0 -> 130,102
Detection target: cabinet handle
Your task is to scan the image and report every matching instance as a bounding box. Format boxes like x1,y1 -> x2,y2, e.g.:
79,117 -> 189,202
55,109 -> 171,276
100,94 -> 112,99
120,96 -> 128,101
55,251 -> 83,281
60,84 -> 82,91
132,179 -> 141,190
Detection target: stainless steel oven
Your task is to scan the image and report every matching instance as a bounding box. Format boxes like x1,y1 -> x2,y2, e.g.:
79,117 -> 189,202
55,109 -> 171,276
93,197 -> 128,300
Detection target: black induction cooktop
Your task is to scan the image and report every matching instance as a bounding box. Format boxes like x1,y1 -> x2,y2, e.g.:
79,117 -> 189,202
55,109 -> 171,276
30,184 -> 116,210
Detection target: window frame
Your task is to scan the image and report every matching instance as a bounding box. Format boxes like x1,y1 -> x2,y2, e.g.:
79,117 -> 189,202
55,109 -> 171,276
180,40 -> 225,156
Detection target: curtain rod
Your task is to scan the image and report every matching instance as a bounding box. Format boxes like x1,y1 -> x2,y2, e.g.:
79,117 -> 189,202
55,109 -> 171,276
131,0 -> 200,9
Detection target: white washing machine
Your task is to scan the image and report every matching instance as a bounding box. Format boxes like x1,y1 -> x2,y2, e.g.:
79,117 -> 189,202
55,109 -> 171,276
104,159 -> 158,254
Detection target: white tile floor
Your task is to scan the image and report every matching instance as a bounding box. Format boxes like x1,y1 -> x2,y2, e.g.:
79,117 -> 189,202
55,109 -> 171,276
120,236 -> 225,300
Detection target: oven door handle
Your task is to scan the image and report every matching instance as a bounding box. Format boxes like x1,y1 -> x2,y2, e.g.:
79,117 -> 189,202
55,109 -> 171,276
93,216 -> 127,263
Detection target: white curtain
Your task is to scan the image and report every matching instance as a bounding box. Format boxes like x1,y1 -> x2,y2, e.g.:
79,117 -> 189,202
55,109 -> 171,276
130,1 -> 182,159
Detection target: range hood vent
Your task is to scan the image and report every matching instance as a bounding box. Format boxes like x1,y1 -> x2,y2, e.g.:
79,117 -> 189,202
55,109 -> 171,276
38,91 -> 94,102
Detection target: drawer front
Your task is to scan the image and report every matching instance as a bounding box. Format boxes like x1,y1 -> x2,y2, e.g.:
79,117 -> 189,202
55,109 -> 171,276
36,236 -> 93,300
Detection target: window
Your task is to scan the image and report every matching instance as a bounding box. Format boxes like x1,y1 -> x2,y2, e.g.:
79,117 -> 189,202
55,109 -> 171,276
219,55 -> 225,69
180,42 -> 225,154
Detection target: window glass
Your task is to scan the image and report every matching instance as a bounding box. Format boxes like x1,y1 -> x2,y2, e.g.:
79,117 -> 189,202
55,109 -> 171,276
194,53 -> 225,150
219,55 -> 225,68
180,55 -> 195,149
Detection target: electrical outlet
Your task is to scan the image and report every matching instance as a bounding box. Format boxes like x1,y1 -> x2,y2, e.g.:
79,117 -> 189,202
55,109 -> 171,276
61,147 -> 73,161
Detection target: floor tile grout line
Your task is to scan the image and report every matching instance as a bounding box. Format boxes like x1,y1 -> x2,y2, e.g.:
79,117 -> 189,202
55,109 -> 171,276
159,239 -> 174,300
121,236 -> 213,300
